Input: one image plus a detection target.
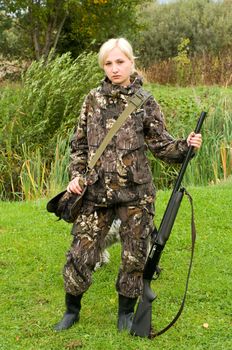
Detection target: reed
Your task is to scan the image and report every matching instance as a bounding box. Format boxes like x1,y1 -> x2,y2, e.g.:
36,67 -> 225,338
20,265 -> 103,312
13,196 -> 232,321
1,83 -> 231,200
46,136 -> 70,196
20,144 -> 47,200
148,85 -> 232,187
145,50 -> 232,87
184,103 -> 232,186
19,137 -> 70,200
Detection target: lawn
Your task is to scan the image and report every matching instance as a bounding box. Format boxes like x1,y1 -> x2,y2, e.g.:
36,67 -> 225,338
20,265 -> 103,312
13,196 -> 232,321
0,181 -> 231,350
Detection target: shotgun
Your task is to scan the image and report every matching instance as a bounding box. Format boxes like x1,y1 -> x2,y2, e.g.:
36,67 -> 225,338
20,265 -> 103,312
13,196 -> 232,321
131,111 -> 207,338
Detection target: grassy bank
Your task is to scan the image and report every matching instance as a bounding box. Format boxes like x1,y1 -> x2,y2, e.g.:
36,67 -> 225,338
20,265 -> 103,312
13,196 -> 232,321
1,67 -> 232,199
0,181 -> 231,349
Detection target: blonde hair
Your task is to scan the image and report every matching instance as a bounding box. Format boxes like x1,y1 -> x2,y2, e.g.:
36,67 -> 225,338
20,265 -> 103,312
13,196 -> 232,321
98,38 -> 136,72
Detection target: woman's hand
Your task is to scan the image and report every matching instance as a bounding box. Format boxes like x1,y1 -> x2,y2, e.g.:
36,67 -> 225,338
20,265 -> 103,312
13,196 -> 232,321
187,132 -> 202,150
67,177 -> 83,195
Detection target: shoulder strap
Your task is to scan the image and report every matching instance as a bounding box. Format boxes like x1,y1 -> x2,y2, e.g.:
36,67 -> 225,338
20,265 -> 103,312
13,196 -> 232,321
88,89 -> 152,170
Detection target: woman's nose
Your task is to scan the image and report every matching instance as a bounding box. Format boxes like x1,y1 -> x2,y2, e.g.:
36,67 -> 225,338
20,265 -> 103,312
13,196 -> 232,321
112,64 -> 118,73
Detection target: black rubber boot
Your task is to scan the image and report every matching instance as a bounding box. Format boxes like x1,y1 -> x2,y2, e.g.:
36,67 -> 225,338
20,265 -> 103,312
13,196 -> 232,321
54,293 -> 82,331
117,294 -> 137,332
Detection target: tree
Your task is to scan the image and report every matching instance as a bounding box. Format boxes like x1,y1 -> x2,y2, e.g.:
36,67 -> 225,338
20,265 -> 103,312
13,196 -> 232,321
0,10 -> 12,56
0,0 -> 71,60
134,0 -> 232,67
58,0 -> 149,56
0,0 -> 151,60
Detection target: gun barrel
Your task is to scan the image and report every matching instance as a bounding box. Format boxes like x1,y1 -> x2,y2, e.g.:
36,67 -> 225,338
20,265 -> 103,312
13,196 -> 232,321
173,111 -> 207,193
156,189 -> 184,246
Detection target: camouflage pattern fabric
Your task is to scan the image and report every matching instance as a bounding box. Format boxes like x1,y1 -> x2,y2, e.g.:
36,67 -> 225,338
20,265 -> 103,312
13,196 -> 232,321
64,73 -> 189,298
69,74 -> 189,192
63,196 -> 154,298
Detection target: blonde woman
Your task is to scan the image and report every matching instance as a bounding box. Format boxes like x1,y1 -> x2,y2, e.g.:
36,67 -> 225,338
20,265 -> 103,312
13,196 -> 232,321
54,38 -> 202,332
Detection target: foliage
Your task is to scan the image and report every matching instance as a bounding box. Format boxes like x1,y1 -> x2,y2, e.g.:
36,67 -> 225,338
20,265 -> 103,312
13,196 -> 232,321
0,182 -> 231,349
1,0 -> 232,77
0,0 -> 150,60
1,0 -> 71,60
0,52 -> 103,199
147,84 -> 232,187
57,0 -> 150,57
135,0 -> 232,68
20,51 -> 103,147
0,8 -> 13,56
172,38 -> 190,85
173,38 -> 190,66
1,79 -> 231,200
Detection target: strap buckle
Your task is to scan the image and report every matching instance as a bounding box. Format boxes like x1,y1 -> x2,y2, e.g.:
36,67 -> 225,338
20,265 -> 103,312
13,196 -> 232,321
129,89 -> 151,108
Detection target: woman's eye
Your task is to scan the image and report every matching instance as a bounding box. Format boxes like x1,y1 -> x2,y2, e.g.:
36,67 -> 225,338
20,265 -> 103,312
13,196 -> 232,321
105,62 -> 111,66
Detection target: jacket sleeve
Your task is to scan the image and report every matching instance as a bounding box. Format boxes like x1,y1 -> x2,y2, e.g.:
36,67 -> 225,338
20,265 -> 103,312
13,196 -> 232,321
69,93 -> 92,179
143,96 -> 189,163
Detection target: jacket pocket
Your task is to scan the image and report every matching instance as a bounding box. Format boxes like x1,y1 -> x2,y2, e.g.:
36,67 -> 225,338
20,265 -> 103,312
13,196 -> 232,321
120,147 -> 153,185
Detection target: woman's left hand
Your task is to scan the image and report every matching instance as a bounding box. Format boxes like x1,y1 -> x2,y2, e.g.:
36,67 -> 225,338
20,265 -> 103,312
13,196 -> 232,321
187,132 -> 202,150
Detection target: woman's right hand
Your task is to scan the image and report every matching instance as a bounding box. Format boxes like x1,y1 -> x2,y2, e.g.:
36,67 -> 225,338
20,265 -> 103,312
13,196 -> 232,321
67,177 -> 83,195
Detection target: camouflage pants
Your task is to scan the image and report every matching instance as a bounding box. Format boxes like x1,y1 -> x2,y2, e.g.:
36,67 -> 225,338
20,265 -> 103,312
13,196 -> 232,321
63,200 -> 154,298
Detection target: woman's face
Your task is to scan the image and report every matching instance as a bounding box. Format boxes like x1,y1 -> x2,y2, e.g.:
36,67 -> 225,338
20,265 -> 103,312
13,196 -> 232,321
103,47 -> 133,86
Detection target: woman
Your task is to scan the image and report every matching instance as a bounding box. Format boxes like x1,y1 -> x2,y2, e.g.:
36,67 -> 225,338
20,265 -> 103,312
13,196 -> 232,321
54,38 -> 202,332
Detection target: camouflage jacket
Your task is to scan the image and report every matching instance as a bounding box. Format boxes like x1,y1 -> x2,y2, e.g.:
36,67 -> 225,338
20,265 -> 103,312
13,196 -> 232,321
69,74 -> 189,190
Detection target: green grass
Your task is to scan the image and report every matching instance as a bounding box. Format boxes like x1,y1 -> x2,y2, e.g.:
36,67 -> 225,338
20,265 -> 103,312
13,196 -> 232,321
0,181 -> 231,349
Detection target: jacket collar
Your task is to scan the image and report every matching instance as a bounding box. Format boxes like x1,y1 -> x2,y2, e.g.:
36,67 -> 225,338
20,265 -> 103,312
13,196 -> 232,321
100,72 -> 143,98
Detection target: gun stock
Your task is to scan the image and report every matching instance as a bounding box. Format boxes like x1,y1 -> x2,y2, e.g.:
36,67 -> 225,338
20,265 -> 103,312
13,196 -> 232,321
131,111 -> 207,338
130,279 -> 156,337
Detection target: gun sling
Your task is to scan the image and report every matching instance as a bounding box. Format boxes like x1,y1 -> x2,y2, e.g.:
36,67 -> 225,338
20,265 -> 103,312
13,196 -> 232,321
150,189 -> 196,338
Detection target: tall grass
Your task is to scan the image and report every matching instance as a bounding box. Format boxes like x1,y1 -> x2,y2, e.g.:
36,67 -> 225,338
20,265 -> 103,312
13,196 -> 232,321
0,75 -> 231,199
19,137 -> 70,200
148,85 -> 232,187
19,144 -> 48,200
20,51 -> 103,147
46,136 -> 70,196
144,50 -> 232,87
0,52 -> 102,200
15,92 -> 232,199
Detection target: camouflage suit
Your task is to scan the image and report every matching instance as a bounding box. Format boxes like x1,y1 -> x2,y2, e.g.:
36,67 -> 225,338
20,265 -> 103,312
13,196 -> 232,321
63,74 -> 189,298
